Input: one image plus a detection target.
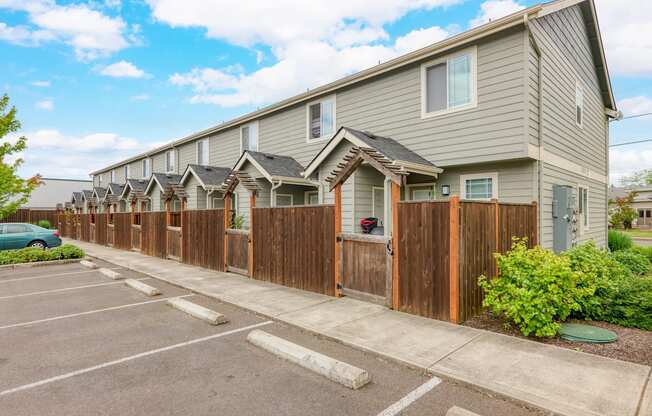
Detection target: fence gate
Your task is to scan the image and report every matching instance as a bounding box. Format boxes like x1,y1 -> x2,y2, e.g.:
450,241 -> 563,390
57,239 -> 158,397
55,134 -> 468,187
338,233 -> 392,306
225,229 -> 249,275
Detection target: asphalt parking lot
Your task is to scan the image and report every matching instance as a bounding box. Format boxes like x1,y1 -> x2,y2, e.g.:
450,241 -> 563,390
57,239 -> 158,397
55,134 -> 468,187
0,260 -> 543,416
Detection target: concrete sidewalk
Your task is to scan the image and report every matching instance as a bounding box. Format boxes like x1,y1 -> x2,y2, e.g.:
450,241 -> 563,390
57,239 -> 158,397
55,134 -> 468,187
70,239 -> 652,416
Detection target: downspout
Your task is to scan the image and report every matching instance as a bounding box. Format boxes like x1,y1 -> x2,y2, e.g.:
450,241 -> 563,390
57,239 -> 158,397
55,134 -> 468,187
524,14 -> 544,242
271,180 -> 283,207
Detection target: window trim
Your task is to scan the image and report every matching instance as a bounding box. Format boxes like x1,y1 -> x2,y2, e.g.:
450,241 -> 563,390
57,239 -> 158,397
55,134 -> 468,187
165,150 -> 176,173
240,121 -> 259,153
305,95 -> 336,143
420,46 -> 478,119
406,182 -> 436,201
460,172 -> 498,200
575,81 -> 584,128
275,193 -> 294,207
124,165 -> 130,181
196,138 -> 210,165
110,170 -> 116,183
142,158 -> 151,178
578,184 -> 589,231
371,186 -> 385,224
305,190 -> 319,205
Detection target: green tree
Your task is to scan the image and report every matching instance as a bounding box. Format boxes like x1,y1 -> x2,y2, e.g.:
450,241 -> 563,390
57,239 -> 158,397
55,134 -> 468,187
609,192 -> 637,229
619,169 -> 652,187
0,94 -> 39,219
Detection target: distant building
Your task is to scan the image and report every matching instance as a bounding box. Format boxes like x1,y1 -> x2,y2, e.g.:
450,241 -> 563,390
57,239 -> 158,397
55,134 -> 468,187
609,185 -> 652,228
23,177 -> 92,210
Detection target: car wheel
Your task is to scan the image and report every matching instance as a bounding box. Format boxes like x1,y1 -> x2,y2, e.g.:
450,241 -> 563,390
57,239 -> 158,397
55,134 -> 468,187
29,240 -> 47,249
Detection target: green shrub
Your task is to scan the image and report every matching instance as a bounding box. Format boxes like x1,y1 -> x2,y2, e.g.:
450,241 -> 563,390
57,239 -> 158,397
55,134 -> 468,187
597,276 -> 652,330
36,219 -> 51,229
610,249 -> 650,276
608,229 -> 632,252
0,244 -> 85,265
479,240 -> 580,337
632,245 -> 652,264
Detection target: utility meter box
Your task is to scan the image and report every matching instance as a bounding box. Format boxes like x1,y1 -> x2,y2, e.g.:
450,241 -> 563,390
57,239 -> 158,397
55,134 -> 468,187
552,184 -> 577,253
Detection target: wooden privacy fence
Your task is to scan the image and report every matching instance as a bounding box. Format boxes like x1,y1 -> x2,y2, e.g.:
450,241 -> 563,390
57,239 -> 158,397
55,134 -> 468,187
1,208 -> 60,225
252,206 -> 335,296
61,198 -> 537,324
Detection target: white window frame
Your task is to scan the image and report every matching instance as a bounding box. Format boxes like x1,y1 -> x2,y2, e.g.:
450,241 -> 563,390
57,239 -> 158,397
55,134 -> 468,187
460,172 -> 498,201
98,175 -> 102,186
420,46 -> 478,119
406,182 -> 436,201
240,121 -> 259,153
110,170 -> 116,183
165,150 -> 176,173
578,184 -> 589,231
575,81 -> 584,128
372,186 -> 385,225
142,158 -> 150,178
196,138 -> 209,165
306,95 -> 336,143
124,165 -> 130,180
275,193 -> 294,207
305,190 -> 319,205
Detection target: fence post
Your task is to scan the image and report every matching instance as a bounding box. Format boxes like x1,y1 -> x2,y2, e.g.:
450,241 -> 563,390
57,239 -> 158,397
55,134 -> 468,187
248,193 -> 256,277
180,198 -> 187,261
449,195 -> 460,324
391,182 -> 400,310
492,198 -> 499,277
223,194 -> 231,271
334,184 -> 342,297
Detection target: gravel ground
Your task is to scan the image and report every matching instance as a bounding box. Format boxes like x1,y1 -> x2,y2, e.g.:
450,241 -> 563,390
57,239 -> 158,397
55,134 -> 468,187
464,311 -> 652,366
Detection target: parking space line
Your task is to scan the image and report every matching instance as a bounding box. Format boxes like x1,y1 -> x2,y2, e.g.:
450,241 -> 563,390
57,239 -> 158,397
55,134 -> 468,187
0,268 -> 122,283
0,278 -> 150,301
376,376 -> 442,416
0,295 -> 194,330
0,321 -> 273,397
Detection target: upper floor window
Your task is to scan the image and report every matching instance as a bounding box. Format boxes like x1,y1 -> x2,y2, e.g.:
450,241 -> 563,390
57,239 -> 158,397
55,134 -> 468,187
124,165 -> 130,180
197,138 -> 209,165
307,96 -> 335,142
575,82 -> 584,128
421,47 -> 477,118
142,158 -> 150,178
166,150 -> 175,173
460,173 -> 497,200
241,122 -> 258,152
110,170 -> 116,183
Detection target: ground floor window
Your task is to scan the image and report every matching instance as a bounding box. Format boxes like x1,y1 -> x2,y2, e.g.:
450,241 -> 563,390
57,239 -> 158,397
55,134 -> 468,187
408,183 -> 435,201
276,194 -> 293,207
305,191 -> 319,205
460,173 -> 497,200
372,186 -> 385,226
578,185 -> 589,229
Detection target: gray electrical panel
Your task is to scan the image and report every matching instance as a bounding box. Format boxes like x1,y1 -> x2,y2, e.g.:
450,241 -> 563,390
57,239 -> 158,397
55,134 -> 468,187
552,185 -> 577,253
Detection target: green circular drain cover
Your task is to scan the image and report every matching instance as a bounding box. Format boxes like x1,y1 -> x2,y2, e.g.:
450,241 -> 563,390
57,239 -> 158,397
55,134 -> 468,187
559,323 -> 617,343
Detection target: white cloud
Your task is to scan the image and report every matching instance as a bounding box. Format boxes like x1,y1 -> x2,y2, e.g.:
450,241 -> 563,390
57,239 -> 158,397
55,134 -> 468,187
595,0 -> 652,77
618,96 -> 652,118
35,99 -> 53,111
610,144 -> 652,184
130,93 -> 150,101
7,128 -> 147,179
31,80 -> 50,87
0,0 -> 134,60
170,26 -> 451,108
470,0 -> 525,28
99,61 -> 148,78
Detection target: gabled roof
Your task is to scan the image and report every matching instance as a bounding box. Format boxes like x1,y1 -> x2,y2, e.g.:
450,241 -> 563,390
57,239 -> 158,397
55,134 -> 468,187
107,183 -> 125,197
121,178 -> 149,198
304,126 -> 442,178
144,173 -> 182,195
180,164 -> 232,190
232,151 -> 310,184
81,190 -> 94,201
71,191 -> 84,203
92,187 -> 107,200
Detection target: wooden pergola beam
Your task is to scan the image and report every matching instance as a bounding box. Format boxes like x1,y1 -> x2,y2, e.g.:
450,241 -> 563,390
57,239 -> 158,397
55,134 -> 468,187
327,147 -> 405,191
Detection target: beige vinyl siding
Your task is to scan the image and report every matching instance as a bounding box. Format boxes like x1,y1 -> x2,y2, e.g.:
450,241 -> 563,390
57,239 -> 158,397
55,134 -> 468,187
178,142 -> 195,170
209,128 -> 241,167
152,152 -> 167,173
353,165 -> 386,233
526,39 -> 540,147
540,163 -> 607,249
530,5 -> 607,175
184,175 -> 206,210
436,160 -> 536,202
318,141 -> 355,233
129,159 -> 145,180
148,189 -> 163,212
336,28 -> 528,168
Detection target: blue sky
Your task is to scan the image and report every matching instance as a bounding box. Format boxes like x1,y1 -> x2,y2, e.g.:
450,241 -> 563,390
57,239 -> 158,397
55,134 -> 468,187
1,0 -> 650,184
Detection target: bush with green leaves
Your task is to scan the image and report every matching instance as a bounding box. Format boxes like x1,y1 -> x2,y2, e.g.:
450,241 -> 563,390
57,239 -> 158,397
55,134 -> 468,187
610,249 -> 650,276
36,219 -> 51,229
479,240 -> 580,337
632,245 -> 652,265
0,244 -> 85,265
608,229 -> 632,252
597,276 -> 652,330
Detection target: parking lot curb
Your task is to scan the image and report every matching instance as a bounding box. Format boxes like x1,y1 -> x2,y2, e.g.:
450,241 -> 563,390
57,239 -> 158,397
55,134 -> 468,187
0,258 -> 82,271
247,329 -> 370,390
167,297 -> 228,325
98,268 -> 122,280
80,260 -> 98,269
124,279 -> 160,296
446,406 -> 482,416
